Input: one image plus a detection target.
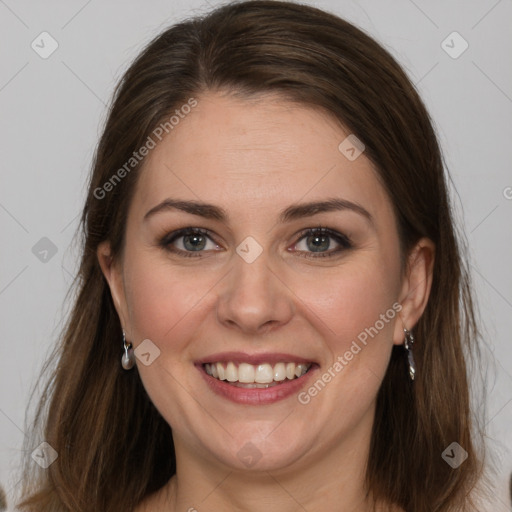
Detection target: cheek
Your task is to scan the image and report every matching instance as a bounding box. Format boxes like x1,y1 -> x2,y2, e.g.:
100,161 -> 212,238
290,258 -> 401,368
121,254 -> 220,429
290,262 -> 401,432
122,254 -> 218,349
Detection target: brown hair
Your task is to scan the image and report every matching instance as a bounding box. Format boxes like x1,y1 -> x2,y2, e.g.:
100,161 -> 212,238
17,1 -> 484,510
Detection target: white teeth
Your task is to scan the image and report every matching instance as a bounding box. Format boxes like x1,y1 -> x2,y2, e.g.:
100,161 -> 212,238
204,361 -> 311,384
255,364 -> 274,384
226,362 -> 237,382
295,364 -> 307,378
238,363 -> 255,383
273,362 -> 286,381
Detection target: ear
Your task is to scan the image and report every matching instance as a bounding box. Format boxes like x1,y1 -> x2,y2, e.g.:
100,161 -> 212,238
392,237 -> 435,345
97,241 -> 130,330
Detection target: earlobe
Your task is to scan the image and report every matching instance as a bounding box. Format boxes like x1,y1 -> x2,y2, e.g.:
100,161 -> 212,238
97,241 -> 128,328
393,238 -> 435,345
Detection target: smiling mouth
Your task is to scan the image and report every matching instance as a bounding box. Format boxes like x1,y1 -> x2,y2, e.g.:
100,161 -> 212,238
203,361 -> 313,388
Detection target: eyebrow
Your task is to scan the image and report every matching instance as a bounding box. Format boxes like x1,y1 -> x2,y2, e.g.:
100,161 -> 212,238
143,197 -> 373,225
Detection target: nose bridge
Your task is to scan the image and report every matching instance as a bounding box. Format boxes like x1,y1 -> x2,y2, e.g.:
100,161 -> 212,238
216,246 -> 293,333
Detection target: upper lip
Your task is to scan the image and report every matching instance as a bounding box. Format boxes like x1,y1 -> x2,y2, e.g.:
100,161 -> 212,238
195,352 -> 316,366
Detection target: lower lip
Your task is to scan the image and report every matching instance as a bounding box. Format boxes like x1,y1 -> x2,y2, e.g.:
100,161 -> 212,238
197,364 -> 318,405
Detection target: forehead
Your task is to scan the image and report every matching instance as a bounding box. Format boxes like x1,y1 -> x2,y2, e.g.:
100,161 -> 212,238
131,92 -> 393,224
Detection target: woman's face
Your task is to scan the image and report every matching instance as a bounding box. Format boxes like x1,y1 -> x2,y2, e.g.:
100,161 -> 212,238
100,92 -> 427,474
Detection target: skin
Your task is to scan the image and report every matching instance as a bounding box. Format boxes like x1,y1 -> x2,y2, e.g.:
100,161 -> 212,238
98,91 -> 434,512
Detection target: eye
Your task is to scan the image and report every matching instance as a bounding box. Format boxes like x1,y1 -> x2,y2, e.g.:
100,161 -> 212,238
160,228 -> 222,257
292,227 -> 352,258
159,226 -> 352,259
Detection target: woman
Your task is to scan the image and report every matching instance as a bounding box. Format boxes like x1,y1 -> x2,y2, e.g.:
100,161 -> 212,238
18,1 -> 485,510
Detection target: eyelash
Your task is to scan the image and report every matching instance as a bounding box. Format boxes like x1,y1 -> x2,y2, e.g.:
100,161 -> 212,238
159,226 -> 353,259
293,226 -> 352,258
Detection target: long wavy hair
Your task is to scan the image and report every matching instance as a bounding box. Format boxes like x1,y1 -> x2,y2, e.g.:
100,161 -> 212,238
17,1 -> 485,510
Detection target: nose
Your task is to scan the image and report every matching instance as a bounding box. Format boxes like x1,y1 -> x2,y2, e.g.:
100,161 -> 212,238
216,249 -> 295,335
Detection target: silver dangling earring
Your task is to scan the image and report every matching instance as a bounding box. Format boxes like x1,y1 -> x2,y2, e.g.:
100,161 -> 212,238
121,330 -> 135,370
403,327 -> 416,381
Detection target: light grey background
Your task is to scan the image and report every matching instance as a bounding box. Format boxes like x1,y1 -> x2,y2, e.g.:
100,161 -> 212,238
1,0 -> 511,509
